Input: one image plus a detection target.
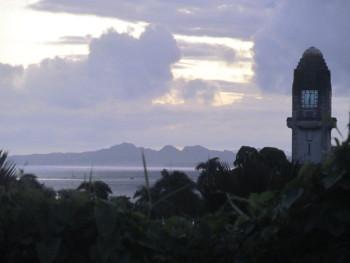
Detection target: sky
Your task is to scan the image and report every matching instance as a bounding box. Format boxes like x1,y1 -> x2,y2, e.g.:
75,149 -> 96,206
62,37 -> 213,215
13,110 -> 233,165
0,0 -> 349,154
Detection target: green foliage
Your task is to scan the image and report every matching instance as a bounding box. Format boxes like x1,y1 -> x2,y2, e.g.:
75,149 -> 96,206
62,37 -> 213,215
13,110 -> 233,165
247,191 -> 276,218
196,158 -> 231,211
196,147 -> 296,212
0,150 -> 17,190
134,169 -> 204,218
77,180 -> 112,200
234,146 -> 260,168
1,139 -> 350,262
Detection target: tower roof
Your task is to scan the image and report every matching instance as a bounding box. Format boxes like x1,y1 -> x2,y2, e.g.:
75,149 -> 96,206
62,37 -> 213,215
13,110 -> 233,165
303,46 -> 323,56
296,46 -> 328,71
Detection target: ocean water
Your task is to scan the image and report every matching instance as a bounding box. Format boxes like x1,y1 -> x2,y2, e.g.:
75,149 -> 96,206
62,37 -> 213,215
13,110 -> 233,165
20,165 -> 199,198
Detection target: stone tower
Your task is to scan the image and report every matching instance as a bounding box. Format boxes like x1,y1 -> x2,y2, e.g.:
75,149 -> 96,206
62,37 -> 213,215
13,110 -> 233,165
287,47 -> 337,163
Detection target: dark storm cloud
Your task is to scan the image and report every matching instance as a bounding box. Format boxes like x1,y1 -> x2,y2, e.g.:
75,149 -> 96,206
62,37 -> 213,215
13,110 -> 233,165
31,0 -> 277,38
254,0 -> 350,95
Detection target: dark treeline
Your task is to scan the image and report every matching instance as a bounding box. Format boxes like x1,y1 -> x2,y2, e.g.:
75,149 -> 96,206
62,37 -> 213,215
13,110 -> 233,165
0,139 -> 350,262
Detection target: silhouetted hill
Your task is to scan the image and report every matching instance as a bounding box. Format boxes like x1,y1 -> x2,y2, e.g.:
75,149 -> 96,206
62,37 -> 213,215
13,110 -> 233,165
10,143 -> 235,167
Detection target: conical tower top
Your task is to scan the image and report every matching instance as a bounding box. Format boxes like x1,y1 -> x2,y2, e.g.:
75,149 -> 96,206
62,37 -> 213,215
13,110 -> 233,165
303,46 -> 323,57
297,46 -> 328,70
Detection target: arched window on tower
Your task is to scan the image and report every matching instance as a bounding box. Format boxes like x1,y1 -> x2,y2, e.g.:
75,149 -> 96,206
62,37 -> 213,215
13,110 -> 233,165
301,90 -> 318,108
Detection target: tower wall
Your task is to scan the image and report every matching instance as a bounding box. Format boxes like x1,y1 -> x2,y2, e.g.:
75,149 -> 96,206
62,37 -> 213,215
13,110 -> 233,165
292,126 -> 331,163
287,47 -> 336,164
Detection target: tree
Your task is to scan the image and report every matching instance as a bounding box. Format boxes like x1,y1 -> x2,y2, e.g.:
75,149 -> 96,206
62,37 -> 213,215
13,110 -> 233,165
196,158 -> 232,211
196,147 -> 297,212
77,180 -> 112,200
234,146 -> 260,168
0,150 -> 17,190
232,146 -> 275,196
134,169 -> 204,218
259,147 -> 297,189
18,173 -> 43,189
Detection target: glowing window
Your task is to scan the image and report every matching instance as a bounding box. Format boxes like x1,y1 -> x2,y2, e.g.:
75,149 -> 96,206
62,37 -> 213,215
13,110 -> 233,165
301,90 -> 318,108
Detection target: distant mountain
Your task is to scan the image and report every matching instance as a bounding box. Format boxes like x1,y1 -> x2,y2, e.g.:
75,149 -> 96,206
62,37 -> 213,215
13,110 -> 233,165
10,143 -> 235,167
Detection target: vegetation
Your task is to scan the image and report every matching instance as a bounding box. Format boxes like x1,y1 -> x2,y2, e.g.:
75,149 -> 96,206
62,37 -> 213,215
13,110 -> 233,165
0,138 -> 350,262
134,169 -> 204,218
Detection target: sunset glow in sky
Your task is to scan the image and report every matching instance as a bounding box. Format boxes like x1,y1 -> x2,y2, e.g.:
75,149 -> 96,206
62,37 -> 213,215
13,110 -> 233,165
0,0 -> 349,154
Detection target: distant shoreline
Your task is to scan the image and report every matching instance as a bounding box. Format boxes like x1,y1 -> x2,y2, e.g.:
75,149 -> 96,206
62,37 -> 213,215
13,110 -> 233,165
18,164 -> 197,172
16,165 -> 200,197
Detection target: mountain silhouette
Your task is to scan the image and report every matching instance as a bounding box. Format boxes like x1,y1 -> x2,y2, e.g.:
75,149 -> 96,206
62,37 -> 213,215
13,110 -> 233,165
10,143 -> 235,167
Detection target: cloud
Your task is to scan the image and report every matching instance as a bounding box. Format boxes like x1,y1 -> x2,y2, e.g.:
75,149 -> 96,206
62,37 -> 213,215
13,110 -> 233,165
47,35 -> 92,45
181,80 -> 218,103
254,0 -> 350,95
0,88 -> 292,154
0,63 -> 23,89
0,64 -> 25,108
87,26 -> 180,100
153,78 -> 253,106
31,0 -> 277,38
170,79 -> 220,105
178,41 -> 236,62
2,0 -> 349,155
1,66 -> 347,155
1,25 -> 180,108
30,0 -> 350,96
